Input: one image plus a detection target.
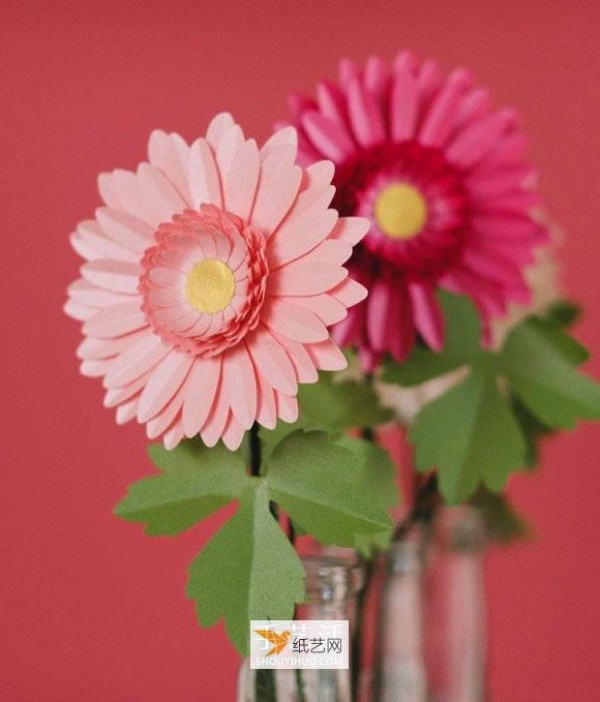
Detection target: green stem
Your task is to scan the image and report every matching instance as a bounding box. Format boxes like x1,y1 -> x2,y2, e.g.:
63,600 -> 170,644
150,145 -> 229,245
350,423 -> 377,701
393,472 -> 439,541
249,422 -> 262,477
294,668 -> 307,702
249,423 -> 278,702
352,557 -> 376,700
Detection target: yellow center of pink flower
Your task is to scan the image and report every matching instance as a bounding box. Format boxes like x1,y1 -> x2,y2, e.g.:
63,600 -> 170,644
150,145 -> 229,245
374,183 -> 428,240
185,259 -> 235,314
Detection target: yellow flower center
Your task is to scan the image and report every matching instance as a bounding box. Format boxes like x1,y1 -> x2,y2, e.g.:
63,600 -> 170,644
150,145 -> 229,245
374,183 -> 428,240
185,259 -> 235,314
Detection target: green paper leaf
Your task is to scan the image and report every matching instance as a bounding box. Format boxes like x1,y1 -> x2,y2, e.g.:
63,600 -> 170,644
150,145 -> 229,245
509,392 -> 552,469
267,431 -> 393,546
298,373 -> 393,430
115,441 -> 247,535
187,479 -> 305,655
336,436 -> 399,556
335,437 -> 399,509
501,318 -> 600,428
544,300 -> 582,329
382,292 -> 483,387
470,488 -> 533,545
384,293 -> 600,502
411,369 -> 527,504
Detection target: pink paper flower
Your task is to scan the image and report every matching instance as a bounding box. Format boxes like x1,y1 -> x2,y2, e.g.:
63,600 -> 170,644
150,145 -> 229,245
65,114 -> 368,450
286,52 -> 549,370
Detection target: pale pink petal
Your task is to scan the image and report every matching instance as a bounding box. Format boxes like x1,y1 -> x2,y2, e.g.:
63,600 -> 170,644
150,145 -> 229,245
291,293 -> 347,326
80,359 -> 112,378
98,172 -> 123,210
182,357 -> 222,437
306,339 -> 347,371
290,184 -> 335,220
83,300 -> 147,339
246,326 -> 297,395
329,278 -> 368,308
256,371 -> 277,430
104,370 -> 152,408
188,138 -> 222,208
148,130 -> 192,204
64,299 -> 96,321
251,149 -> 302,235
275,393 -> 299,424
70,230 -> 104,261
284,238 -> 352,268
67,279 -> 128,308
268,209 -> 337,268
223,343 -> 257,430
103,333 -> 171,389
116,397 -> 139,425
216,124 -> 244,182
74,221 -> 138,262
96,208 -> 154,254
221,414 -> 246,451
260,126 -> 298,162
263,298 -> 329,343
137,350 -> 194,423
200,395 -> 230,448
328,217 -> 369,245
206,113 -> 236,151
270,333 -> 318,383
146,385 -> 186,439
81,260 -> 141,295
268,260 -> 347,296
163,418 -> 186,450
305,160 -> 335,186
223,138 -> 260,220
77,330 -> 147,361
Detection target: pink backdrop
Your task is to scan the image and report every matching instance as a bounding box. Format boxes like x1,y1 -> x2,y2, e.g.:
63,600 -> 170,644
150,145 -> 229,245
3,1 -> 600,700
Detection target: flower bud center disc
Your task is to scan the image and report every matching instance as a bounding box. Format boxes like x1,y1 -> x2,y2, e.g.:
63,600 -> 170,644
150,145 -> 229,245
185,259 -> 235,314
374,183 -> 428,239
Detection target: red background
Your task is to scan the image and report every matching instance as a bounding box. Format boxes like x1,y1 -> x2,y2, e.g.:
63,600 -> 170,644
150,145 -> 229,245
2,2 -> 600,700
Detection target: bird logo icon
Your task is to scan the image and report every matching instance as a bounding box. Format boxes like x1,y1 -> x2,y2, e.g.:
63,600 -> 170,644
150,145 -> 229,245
254,629 -> 292,656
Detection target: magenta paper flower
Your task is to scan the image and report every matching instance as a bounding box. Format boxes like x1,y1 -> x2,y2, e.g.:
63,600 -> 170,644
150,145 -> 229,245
287,52 -> 549,370
65,114 -> 368,450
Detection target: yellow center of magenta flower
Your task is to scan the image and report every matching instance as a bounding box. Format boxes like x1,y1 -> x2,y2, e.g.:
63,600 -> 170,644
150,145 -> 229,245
185,259 -> 235,314
374,183 -> 428,239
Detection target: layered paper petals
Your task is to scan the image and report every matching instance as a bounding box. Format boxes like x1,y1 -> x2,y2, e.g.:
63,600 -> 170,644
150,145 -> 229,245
66,114 -> 368,449
288,53 -> 550,370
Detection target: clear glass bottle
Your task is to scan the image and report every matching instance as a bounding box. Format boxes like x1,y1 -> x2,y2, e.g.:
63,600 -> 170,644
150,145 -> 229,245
374,524 -> 428,702
238,555 -> 364,702
425,506 -> 487,702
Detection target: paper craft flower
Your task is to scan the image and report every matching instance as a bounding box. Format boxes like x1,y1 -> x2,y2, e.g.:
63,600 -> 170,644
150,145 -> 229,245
286,52 -> 549,370
65,114 -> 368,449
